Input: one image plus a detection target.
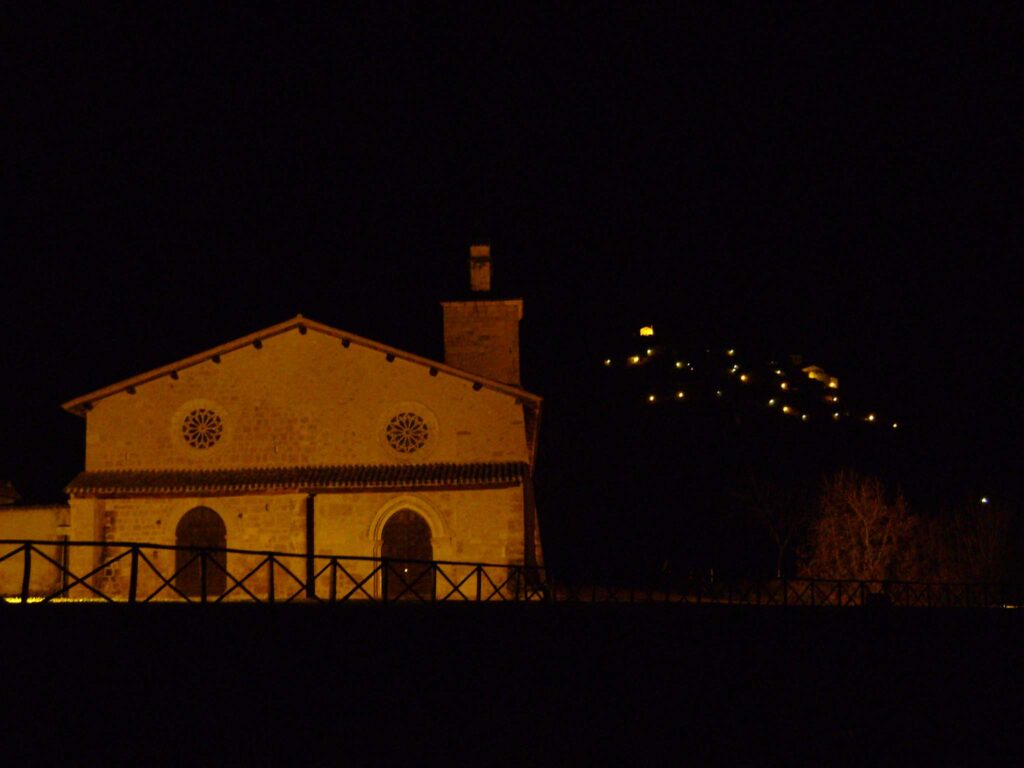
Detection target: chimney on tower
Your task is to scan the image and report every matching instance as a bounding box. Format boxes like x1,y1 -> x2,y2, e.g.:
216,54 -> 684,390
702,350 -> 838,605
469,244 -> 492,292
0,480 -> 20,505
441,244 -> 523,385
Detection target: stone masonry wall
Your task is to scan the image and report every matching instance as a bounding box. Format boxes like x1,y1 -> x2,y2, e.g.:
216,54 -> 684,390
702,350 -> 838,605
83,327 -> 530,471
66,485 -> 526,601
442,300 -> 523,386
0,505 -> 68,596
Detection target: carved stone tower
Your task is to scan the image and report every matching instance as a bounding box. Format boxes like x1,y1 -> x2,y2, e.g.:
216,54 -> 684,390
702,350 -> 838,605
441,244 -> 523,385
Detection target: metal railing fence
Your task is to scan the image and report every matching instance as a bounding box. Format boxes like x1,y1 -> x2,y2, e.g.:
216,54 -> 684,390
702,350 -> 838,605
2,540 -> 1018,608
546,575 -> 1019,609
0,540 -> 546,604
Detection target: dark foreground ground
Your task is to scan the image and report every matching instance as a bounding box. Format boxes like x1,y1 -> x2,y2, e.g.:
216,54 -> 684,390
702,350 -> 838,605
3,603 -> 1023,764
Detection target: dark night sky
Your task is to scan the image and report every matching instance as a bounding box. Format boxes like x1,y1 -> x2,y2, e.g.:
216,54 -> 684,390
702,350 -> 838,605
4,6 -> 1021,571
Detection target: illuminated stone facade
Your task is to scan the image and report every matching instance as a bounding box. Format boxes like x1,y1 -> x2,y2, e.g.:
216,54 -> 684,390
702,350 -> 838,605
51,314 -> 542,599
0,246 -> 544,602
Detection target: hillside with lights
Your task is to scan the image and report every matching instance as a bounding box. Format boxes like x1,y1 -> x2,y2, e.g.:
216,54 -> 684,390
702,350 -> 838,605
537,324 -> 908,582
602,325 -> 899,431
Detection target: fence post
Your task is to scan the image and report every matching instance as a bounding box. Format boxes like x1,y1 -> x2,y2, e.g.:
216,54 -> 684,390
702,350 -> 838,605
267,555 -> 275,604
476,566 -> 482,602
128,547 -> 139,603
329,559 -> 337,603
60,537 -> 70,597
837,581 -> 843,607
200,550 -> 208,604
380,558 -> 389,603
783,578 -> 789,607
21,544 -> 32,604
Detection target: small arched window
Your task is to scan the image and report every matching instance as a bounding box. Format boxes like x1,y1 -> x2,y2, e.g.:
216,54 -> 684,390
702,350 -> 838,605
175,506 -> 227,598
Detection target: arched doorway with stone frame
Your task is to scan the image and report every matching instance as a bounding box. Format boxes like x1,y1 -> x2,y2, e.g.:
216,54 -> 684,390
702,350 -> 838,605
381,509 -> 434,600
175,506 -> 227,598
369,497 -> 448,601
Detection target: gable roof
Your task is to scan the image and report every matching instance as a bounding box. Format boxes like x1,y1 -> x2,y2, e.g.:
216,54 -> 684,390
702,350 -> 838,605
62,315 -> 542,415
61,315 -> 543,467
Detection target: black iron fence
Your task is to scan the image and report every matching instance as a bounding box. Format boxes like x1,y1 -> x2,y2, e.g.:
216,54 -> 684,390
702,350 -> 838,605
0,540 -> 546,604
2,539 -> 1019,608
549,575 -> 1021,609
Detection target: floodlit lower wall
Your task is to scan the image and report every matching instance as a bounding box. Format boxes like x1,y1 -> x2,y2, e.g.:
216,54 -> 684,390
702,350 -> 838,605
314,486 -> 526,599
64,485 -> 526,601
0,505 -> 67,597
67,494 -> 305,601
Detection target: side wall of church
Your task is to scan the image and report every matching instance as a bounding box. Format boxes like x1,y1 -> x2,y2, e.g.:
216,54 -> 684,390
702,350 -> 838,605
83,328 -> 529,471
0,506 -> 67,596
66,485 -> 526,600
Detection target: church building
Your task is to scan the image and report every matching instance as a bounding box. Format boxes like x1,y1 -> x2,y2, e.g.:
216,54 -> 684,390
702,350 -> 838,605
2,246 -> 543,600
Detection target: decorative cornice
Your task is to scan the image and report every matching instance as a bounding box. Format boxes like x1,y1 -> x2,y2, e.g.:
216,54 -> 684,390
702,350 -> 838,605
66,462 -> 527,497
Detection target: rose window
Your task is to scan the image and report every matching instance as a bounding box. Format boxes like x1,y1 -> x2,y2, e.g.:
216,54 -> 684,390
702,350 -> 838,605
181,408 -> 224,449
385,412 -> 430,454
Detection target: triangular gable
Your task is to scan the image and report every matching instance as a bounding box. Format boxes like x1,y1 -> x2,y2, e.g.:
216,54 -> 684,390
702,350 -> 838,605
62,315 -> 543,415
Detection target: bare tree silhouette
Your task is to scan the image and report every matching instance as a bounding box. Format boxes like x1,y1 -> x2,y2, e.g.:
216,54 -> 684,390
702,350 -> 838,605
801,470 -> 917,581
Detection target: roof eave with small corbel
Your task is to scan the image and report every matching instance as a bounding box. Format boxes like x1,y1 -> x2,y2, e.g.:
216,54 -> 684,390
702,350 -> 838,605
60,316 -> 543,462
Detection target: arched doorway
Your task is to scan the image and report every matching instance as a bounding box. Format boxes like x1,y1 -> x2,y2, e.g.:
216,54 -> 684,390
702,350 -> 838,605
381,509 -> 434,600
175,506 -> 227,598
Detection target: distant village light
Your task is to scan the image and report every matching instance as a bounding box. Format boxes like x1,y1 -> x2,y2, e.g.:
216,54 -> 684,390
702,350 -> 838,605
727,349 -> 735,357
833,412 -> 841,420
867,413 -> 876,422
646,348 -> 654,356
739,373 -> 749,383
675,361 -> 684,369
676,391 -> 685,399
780,382 -> 788,390
640,326 -> 655,337
768,398 -> 776,406
647,394 -> 656,403
603,359 -> 612,366
981,497 -> 990,504
629,355 -> 641,364
782,405 -> 792,414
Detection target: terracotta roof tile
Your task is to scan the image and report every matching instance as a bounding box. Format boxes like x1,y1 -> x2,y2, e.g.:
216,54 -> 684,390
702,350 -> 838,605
66,462 -> 527,496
